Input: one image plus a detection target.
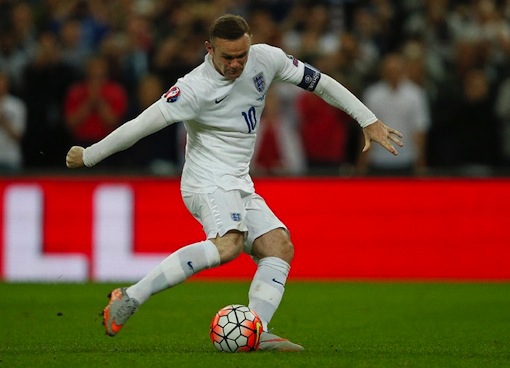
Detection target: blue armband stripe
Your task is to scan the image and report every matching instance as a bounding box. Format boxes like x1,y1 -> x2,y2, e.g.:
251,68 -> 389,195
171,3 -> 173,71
297,64 -> 321,91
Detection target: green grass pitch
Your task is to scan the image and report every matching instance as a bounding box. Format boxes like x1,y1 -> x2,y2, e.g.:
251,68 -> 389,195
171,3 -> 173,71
1,281 -> 509,368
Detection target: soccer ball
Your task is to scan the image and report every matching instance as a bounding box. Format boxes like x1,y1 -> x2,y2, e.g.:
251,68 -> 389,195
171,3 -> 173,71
210,304 -> 263,353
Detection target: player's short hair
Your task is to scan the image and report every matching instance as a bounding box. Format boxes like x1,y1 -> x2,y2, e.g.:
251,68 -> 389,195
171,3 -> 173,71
209,14 -> 251,41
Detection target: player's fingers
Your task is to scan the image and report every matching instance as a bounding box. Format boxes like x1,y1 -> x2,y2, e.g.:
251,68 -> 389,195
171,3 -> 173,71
389,134 -> 404,147
362,136 -> 371,153
66,149 -> 74,168
66,154 -> 75,168
379,134 -> 399,155
381,140 -> 398,156
66,159 -> 76,168
66,146 -> 84,168
389,128 -> 403,138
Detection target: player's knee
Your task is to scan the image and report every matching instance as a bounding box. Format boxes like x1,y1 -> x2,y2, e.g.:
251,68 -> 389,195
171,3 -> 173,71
252,231 -> 295,264
277,238 -> 294,264
210,231 -> 244,264
219,243 -> 243,264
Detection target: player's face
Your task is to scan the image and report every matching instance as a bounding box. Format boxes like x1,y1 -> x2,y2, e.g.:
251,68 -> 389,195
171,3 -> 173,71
206,34 -> 251,80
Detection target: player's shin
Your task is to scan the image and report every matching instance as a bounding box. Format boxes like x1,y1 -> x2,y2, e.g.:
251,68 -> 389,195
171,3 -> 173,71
248,256 -> 290,331
126,240 -> 220,304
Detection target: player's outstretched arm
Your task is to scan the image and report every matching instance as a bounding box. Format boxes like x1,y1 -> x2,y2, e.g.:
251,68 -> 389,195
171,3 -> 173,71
312,73 -> 404,155
66,146 -> 85,168
362,120 -> 403,156
64,101 -> 170,168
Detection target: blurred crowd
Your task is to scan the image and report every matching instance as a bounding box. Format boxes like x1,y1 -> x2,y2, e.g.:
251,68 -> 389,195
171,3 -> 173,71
1,0 -> 510,176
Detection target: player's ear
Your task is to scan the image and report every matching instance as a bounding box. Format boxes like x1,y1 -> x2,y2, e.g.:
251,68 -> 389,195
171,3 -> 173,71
205,40 -> 214,55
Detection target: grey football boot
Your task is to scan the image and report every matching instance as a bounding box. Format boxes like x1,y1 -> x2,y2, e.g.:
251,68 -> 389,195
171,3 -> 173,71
103,288 -> 139,336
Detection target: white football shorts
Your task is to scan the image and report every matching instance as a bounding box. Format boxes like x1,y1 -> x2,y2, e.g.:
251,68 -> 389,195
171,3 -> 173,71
182,188 -> 287,254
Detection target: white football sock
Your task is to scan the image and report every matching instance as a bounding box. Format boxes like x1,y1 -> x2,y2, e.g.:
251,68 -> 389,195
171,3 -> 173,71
248,256 -> 290,331
126,240 -> 220,304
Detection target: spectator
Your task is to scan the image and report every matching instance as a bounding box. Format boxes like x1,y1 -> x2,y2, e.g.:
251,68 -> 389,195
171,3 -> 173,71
0,29 -> 32,96
247,8 -> 282,46
58,17 -> 91,72
297,87 -> 353,171
64,55 -> 128,148
282,2 -> 339,62
331,32 -> 374,98
358,53 -> 430,176
449,0 -> 510,74
296,53 -> 361,172
252,88 -> 306,176
116,73 -> 180,173
495,74 -> 510,167
403,0 -> 452,83
429,38 -> 491,168
0,71 -> 26,173
47,0 -> 111,55
349,5 -> 385,64
152,34 -> 200,89
401,39 -> 437,101
10,1 -> 38,59
449,68 -> 501,174
21,31 -> 77,168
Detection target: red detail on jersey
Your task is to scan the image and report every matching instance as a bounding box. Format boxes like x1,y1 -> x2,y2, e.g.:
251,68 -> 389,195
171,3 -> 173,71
163,86 -> 181,103
286,54 -> 299,67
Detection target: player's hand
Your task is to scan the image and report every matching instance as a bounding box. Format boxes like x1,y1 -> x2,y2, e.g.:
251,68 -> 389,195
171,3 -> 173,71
66,146 -> 85,168
362,120 -> 403,156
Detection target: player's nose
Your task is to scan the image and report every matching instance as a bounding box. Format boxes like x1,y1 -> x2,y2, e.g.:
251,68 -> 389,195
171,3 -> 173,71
230,59 -> 243,68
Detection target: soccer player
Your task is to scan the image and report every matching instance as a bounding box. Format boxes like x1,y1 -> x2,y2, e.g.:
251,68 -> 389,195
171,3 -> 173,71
66,14 -> 403,351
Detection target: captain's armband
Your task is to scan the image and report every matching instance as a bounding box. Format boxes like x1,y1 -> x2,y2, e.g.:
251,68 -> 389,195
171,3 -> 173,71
297,64 -> 322,92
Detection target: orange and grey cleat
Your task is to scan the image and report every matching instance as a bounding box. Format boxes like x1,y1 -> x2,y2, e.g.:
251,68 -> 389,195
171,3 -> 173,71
103,288 -> 139,336
258,331 -> 304,352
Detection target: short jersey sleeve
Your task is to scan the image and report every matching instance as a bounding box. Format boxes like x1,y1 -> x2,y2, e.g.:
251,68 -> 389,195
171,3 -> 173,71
261,44 -> 322,92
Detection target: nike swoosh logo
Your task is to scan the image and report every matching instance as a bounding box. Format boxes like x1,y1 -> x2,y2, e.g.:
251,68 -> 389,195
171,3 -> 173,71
215,95 -> 229,103
272,278 -> 284,286
187,261 -> 194,272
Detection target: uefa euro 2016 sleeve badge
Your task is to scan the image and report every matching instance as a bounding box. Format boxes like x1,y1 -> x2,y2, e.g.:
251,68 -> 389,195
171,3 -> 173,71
163,86 -> 181,103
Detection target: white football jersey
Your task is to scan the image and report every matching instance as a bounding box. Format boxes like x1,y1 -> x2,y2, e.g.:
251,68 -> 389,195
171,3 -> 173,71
156,43 -> 320,194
